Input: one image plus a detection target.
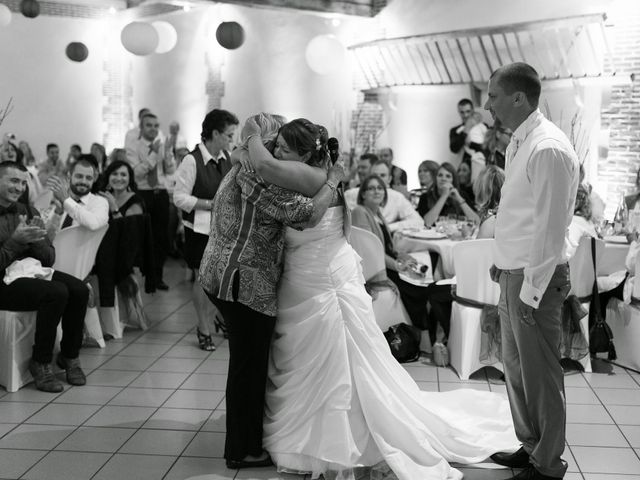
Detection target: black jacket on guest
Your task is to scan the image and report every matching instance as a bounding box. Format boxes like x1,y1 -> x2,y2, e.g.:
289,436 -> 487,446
0,202 -> 55,276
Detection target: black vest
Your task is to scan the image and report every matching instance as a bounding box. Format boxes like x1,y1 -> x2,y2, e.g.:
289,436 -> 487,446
182,146 -> 231,224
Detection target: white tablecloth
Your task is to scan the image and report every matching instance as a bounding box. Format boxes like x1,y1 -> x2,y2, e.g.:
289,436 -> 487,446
396,236 -> 630,281
396,236 -> 459,278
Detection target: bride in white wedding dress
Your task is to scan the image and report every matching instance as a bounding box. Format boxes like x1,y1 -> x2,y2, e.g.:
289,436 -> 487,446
241,117 -> 518,480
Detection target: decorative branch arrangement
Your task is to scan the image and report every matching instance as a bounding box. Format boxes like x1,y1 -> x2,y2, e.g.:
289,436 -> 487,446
0,97 -> 14,128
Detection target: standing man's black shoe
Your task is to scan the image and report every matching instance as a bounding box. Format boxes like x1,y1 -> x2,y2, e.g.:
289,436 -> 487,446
505,465 -> 562,479
491,446 -> 530,468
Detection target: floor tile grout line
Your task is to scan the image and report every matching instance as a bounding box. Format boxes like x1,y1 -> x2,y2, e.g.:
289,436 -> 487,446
583,371 -> 640,455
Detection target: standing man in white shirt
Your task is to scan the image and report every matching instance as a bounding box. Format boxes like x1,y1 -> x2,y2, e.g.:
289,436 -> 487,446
344,160 -> 422,232
486,63 -> 579,480
126,112 -> 176,290
174,109 -> 238,351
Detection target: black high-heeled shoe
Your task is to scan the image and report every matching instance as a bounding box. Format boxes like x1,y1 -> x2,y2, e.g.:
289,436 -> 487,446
214,317 -> 228,339
196,328 -> 216,351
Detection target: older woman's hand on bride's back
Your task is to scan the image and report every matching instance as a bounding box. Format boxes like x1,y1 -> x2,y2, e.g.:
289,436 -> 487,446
241,117 -> 261,141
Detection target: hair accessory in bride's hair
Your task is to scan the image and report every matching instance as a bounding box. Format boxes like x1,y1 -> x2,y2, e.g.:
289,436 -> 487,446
315,138 -> 321,151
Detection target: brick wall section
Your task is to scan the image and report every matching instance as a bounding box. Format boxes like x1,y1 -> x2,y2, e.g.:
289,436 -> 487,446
205,53 -> 225,111
599,4 -> 640,213
350,91 -> 384,155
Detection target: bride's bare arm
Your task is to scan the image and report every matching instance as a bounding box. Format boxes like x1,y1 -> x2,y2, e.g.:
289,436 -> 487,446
248,136 -> 326,196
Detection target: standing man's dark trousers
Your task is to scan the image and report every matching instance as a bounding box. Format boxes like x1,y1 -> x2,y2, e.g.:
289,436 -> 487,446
139,189 -> 170,284
498,264 -> 570,479
208,295 -> 276,461
0,271 -> 89,363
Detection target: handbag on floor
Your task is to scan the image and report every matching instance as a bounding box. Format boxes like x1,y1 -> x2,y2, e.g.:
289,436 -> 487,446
384,323 -> 421,363
588,237 -> 617,360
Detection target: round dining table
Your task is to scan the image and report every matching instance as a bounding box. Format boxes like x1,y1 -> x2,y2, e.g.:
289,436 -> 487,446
395,232 -> 461,279
396,231 -> 632,280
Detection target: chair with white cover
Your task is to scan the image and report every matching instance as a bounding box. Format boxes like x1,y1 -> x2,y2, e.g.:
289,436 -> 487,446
567,236 -> 605,373
448,239 -> 503,380
605,247 -> 640,371
0,310 -> 38,392
53,224 -> 109,348
349,227 -> 411,331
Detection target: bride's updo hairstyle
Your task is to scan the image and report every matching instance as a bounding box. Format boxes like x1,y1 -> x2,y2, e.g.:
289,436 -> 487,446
278,118 -> 330,168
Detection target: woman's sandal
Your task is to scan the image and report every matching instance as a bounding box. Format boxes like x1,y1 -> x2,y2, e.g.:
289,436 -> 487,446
196,328 -> 216,351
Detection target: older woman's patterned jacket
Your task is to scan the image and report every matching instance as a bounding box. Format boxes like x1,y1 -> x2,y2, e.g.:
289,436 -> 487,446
198,164 -> 313,317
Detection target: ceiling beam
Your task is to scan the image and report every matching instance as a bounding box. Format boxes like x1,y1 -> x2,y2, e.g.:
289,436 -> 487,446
215,0 -> 377,17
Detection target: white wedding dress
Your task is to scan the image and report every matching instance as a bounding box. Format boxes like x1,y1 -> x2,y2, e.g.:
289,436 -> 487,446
263,207 -> 518,480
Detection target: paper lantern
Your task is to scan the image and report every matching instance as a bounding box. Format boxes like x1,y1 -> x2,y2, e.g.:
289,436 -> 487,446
121,21 -> 159,56
20,0 -> 40,18
152,21 -> 177,54
66,42 -> 89,62
0,4 -> 12,27
215,21 -> 244,50
305,35 -> 345,75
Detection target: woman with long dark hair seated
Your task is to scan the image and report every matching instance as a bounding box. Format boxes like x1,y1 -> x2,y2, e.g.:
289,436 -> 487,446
417,162 -> 479,226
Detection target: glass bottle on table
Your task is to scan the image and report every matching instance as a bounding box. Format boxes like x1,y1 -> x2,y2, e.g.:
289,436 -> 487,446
614,192 -> 629,234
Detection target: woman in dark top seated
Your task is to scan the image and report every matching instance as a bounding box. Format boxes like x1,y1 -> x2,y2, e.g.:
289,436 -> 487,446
97,160 -> 144,217
96,160 -> 146,334
416,162 -> 479,226
351,174 -> 430,331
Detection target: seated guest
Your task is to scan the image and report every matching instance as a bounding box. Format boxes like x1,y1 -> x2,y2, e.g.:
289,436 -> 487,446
90,143 -> 108,173
345,160 -> 423,232
0,161 -> 89,392
351,174 -> 429,330
45,154 -> 109,234
417,162 -> 480,226
378,147 -> 408,197
625,166 -> 640,211
95,160 -> 147,332
410,160 -> 439,207
96,160 -> 144,218
473,165 -> 505,239
349,153 -> 377,189
482,119 -> 512,170
566,184 -> 597,260
417,160 -> 439,192
1,139 -> 37,204
457,161 -> 476,209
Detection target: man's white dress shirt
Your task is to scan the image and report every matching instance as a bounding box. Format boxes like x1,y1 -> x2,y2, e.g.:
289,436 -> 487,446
494,109 -> 579,308
344,187 -> 423,233
52,193 -> 109,232
126,136 -> 175,190
173,144 -> 226,231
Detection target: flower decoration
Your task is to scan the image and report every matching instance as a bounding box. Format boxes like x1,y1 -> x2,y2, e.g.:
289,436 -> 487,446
315,138 -> 321,151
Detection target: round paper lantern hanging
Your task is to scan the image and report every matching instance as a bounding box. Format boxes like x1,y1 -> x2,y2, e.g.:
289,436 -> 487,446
215,21 -> 244,50
66,42 -> 89,62
305,34 -> 345,75
0,4 -> 12,27
20,0 -> 40,18
121,21 -> 159,56
152,21 -> 177,54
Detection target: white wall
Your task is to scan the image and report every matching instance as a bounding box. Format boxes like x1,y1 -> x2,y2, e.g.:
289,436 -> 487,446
0,14 -> 106,160
130,3 -> 368,148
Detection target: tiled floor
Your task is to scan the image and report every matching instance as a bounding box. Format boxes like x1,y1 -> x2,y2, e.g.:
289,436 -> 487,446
1,260 -> 640,479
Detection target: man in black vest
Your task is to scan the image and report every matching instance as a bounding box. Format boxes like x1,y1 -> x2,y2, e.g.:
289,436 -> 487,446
173,109 -> 239,351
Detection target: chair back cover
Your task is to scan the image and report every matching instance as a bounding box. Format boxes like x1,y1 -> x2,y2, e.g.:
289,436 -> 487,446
350,226 -> 385,282
634,251 -> 640,299
53,225 -> 109,280
452,239 -> 499,305
568,236 -> 604,298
